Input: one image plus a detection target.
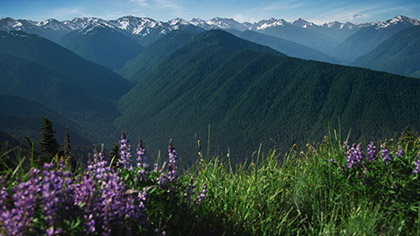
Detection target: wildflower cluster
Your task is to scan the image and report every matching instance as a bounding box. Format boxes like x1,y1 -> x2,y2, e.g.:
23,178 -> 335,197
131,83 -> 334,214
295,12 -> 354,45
341,141 -> 410,170
0,134 -> 207,235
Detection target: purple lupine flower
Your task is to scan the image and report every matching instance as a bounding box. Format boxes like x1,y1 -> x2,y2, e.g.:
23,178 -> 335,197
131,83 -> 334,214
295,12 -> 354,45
167,139 -> 178,182
184,178 -> 195,204
87,146 -> 111,181
366,141 -> 377,163
83,214 -> 96,234
137,188 -> 147,211
136,138 -> 147,168
46,226 -> 62,236
156,171 -> 167,187
413,153 -> 420,174
345,143 -> 364,169
42,167 -> 65,226
329,158 -> 334,163
196,183 -> 208,204
381,144 -> 392,165
118,131 -> 133,171
1,168 -> 42,236
395,145 -> 404,158
136,139 -> 148,181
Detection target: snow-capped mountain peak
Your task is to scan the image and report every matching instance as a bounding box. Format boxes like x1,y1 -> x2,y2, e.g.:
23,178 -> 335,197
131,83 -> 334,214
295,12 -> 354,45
0,17 -> 23,30
375,15 -> 420,28
253,18 -> 289,30
109,16 -> 164,35
63,17 -> 110,30
292,18 -> 314,28
190,17 -> 251,31
322,21 -> 357,30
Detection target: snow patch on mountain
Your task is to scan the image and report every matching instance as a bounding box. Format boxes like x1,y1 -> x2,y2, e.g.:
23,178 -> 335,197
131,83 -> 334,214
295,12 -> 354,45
375,15 -> 420,29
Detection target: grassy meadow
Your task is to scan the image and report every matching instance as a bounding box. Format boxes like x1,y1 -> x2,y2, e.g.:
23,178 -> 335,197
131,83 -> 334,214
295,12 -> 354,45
1,128 -> 420,235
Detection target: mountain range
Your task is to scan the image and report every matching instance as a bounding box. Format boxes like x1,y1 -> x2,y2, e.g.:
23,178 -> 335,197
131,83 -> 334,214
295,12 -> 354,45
1,14 -> 420,163
2,15 -> 419,69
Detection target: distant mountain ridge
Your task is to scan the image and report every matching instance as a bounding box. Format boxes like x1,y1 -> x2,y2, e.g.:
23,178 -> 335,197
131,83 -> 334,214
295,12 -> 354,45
2,15 -> 419,67
331,15 -> 420,62
2,15 -> 418,45
352,25 -> 420,77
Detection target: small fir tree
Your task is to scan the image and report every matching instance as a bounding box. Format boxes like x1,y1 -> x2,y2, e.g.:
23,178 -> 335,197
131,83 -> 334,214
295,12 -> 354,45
63,128 -> 77,171
63,128 -> 72,157
39,117 -> 59,163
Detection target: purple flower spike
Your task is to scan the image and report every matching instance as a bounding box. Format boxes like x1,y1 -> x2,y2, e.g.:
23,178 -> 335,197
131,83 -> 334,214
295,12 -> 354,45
381,144 -> 392,165
118,131 -> 133,171
395,145 -> 404,158
136,138 -> 147,168
184,178 -> 195,204
345,143 -> 364,169
167,139 -> 178,182
413,153 -> 420,174
366,141 -> 377,163
136,138 -> 148,181
196,183 -> 208,204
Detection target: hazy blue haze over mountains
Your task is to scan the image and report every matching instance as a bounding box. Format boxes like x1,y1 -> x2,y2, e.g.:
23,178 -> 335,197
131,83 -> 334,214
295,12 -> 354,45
226,29 -> 339,64
352,25 -> 420,77
332,15 -> 420,62
59,24 -> 145,70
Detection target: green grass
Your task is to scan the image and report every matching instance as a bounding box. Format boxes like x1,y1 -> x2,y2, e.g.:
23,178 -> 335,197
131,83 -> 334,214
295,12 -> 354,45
2,129 -> 420,235
188,129 -> 420,235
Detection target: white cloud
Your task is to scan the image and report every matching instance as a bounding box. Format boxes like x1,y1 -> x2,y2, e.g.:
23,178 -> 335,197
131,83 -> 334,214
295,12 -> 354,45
130,0 -> 150,7
262,0 -> 306,11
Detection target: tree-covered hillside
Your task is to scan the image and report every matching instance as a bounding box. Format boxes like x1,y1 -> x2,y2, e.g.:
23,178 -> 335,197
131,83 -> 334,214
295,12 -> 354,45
0,31 -> 133,101
59,25 -> 144,70
0,94 -> 91,146
352,26 -> 420,76
119,29 -> 202,82
115,30 -> 420,164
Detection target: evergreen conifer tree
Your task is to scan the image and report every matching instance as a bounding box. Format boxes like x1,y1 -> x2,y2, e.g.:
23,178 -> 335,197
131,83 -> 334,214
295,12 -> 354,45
63,128 -> 72,157
39,117 -> 59,163
63,128 -> 77,171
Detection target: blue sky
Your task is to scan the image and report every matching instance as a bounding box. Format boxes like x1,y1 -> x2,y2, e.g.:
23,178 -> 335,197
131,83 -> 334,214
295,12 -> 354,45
1,0 -> 420,24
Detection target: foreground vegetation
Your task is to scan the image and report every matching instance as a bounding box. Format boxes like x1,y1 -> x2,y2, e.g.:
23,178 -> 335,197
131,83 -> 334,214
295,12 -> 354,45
1,128 -> 420,235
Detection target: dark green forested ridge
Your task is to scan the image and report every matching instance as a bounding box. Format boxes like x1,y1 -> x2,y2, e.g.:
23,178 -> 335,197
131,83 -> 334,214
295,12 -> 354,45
115,29 -> 420,164
227,29 -> 340,64
0,53 -> 118,119
0,94 -> 91,146
0,30 -> 133,101
119,29 -> 203,82
59,25 -> 145,70
352,26 -> 420,76
0,52 -> 119,145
